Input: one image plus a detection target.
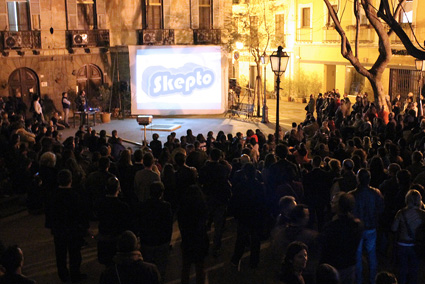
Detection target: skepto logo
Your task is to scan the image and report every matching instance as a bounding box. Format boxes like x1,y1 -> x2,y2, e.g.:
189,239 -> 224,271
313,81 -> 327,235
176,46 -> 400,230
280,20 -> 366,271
142,63 -> 215,97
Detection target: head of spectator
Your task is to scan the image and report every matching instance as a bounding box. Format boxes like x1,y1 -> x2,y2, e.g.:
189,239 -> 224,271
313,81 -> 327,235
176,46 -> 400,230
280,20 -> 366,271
375,271 -> 398,284
57,169 -> 72,188
39,151 -> 56,168
412,151 -> 423,164
0,245 -> 25,275
174,152 -> 186,167
112,130 -> 118,138
396,169 -> 411,187
316,263 -> 340,284
134,149 -> 143,164
143,152 -> 155,168
106,177 -> 121,196
405,189 -> 422,209
289,204 -> 309,226
336,192 -> 355,216
117,231 -> 139,254
240,154 -> 251,165
275,144 -> 289,160
312,156 -> 322,169
209,148 -> 221,162
357,168 -> 371,187
386,163 -> 400,177
98,156 -> 111,172
150,181 -> 164,200
278,196 -> 297,226
342,159 -> 354,173
282,241 -> 308,274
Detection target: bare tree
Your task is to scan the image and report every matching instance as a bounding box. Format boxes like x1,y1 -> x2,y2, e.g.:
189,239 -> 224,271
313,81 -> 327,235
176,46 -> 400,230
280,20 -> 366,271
324,0 -> 392,110
232,0 -> 275,116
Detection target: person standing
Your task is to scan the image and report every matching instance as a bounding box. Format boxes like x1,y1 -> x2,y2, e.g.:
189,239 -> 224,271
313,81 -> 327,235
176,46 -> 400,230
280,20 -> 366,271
134,181 -> 173,280
198,148 -> 232,257
319,193 -> 364,284
75,90 -> 88,126
349,169 -> 384,284
134,152 -> 161,202
31,94 -> 44,124
45,169 -> 88,283
61,92 -> 71,128
392,190 -> 425,284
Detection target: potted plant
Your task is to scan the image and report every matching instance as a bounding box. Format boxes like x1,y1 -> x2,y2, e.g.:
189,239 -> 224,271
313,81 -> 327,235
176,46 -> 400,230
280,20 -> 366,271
98,84 -> 112,123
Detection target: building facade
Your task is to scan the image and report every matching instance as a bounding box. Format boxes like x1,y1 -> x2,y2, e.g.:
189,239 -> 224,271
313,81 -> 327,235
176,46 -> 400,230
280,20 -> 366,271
0,0 -> 231,116
233,0 -> 425,102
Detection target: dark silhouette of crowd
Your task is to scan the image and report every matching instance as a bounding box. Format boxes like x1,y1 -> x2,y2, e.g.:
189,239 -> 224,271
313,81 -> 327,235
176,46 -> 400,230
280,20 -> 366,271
2,89 -> 425,284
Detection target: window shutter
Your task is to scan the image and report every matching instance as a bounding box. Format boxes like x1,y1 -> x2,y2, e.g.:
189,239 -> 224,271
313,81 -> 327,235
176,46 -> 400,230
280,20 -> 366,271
30,0 -> 41,30
96,0 -> 106,29
67,0 -> 77,30
0,0 -> 7,30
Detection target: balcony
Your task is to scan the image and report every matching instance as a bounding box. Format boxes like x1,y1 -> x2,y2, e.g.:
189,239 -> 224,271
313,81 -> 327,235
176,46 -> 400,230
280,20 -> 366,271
390,23 -> 415,45
193,29 -> 221,45
347,24 -> 375,43
1,31 -> 41,50
66,29 -> 110,48
323,26 -> 340,43
137,29 -> 175,45
297,28 -> 312,43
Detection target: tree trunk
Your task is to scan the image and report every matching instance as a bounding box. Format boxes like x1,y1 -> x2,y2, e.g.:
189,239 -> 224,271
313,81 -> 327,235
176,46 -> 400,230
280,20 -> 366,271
368,75 -> 390,112
255,62 -> 262,117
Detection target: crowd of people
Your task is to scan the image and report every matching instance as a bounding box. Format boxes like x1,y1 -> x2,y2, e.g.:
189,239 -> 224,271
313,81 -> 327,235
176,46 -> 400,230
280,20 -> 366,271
1,89 -> 425,284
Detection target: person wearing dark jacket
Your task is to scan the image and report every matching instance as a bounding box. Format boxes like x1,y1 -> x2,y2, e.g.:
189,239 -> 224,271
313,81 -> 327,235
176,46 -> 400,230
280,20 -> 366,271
177,185 -> 209,284
320,193 -> 363,284
230,163 -> 267,269
134,181 -> 173,280
45,169 -> 89,283
198,148 -> 231,257
349,169 -> 384,284
0,246 -> 36,284
99,230 -> 161,284
93,177 -> 130,266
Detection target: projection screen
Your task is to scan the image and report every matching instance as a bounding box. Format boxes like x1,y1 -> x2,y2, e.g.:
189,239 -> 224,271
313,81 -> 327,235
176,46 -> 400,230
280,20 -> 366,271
129,45 -> 228,115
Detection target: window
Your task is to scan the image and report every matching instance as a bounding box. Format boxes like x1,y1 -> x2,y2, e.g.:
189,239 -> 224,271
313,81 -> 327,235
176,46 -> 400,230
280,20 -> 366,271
399,0 -> 413,24
302,7 -> 310,28
146,0 -> 162,29
77,0 -> 95,30
327,5 -> 337,26
359,7 -> 368,25
199,0 -> 212,29
275,13 -> 285,44
7,0 -> 30,31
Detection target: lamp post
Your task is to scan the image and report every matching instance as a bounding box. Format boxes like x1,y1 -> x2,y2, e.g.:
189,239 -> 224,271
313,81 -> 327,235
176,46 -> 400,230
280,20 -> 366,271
270,46 -> 290,140
416,59 -> 425,117
261,53 -> 269,123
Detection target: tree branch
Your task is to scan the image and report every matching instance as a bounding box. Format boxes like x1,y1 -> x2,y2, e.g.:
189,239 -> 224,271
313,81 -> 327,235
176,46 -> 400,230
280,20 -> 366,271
323,0 -> 371,79
354,0 -> 360,58
378,0 -> 425,59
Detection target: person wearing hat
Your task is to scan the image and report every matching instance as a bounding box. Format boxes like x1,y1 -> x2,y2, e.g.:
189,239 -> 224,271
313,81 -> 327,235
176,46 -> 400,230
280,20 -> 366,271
99,231 -> 161,284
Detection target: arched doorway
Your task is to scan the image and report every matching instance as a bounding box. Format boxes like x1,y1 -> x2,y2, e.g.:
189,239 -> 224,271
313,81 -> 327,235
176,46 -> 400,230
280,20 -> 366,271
8,67 -> 40,116
76,64 -> 104,108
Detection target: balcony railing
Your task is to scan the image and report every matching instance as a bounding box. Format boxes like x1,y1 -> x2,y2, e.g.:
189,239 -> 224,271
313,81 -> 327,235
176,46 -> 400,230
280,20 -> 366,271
137,29 -> 175,45
323,27 -> 340,43
297,28 -> 312,42
347,24 -> 375,43
1,31 -> 41,50
390,24 -> 415,44
66,29 -> 110,48
193,29 -> 221,45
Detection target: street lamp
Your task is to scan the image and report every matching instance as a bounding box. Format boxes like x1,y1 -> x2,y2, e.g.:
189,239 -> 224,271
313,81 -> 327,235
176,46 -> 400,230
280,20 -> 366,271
415,59 -> 425,117
261,53 -> 269,123
270,46 -> 290,140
